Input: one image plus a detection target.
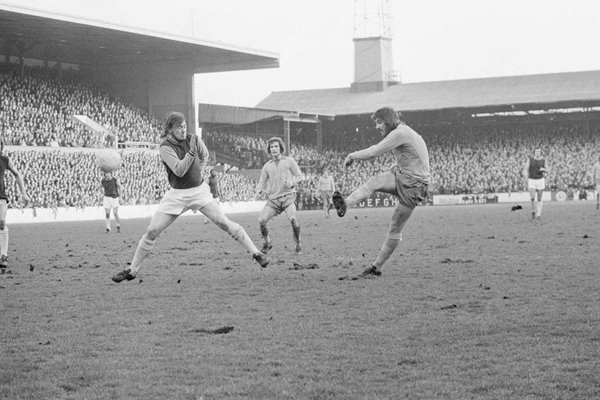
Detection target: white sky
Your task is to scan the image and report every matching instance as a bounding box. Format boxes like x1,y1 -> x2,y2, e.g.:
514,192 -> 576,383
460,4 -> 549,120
4,0 -> 600,107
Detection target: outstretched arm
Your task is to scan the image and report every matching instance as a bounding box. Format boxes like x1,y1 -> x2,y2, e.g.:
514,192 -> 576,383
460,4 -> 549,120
344,128 -> 405,167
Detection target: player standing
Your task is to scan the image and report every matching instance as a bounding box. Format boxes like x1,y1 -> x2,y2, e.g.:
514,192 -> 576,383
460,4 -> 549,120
523,148 -> 549,220
591,155 -> 600,210
256,137 -> 303,254
111,112 -> 268,283
0,140 -> 30,269
331,107 -> 429,278
100,171 -> 121,233
317,167 -> 336,218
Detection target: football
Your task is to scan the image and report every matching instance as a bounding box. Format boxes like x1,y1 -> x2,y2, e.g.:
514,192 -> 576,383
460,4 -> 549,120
95,149 -> 122,172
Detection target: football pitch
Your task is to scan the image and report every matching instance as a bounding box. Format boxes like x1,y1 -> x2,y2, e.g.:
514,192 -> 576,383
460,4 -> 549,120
1,202 -> 599,399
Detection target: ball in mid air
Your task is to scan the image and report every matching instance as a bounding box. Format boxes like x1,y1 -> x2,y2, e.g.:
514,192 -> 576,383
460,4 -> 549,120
95,149 -> 122,172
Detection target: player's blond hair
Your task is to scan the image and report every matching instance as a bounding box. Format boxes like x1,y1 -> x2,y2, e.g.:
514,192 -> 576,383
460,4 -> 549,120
371,107 -> 402,130
163,112 -> 186,138
267,137 -> 286,155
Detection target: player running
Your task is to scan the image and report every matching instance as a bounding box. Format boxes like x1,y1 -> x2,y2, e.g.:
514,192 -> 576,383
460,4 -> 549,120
111,112 -> 269,283
100,171 -> 121,233
331,107 -> 430,278
523,148 -> 549,220
0,140 -> 30,269
256,137 -> 303,254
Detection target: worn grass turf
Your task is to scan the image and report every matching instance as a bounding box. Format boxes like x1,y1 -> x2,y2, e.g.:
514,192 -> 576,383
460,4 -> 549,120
1,202 -> 599,399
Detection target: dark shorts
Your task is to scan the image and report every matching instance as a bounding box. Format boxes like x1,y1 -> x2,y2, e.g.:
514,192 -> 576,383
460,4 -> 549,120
391,166 -> 428,209
266,193 -> 297,215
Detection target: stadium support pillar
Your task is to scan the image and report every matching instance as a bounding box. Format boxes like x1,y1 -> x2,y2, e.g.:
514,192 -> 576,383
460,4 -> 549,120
284,120 -> 291,155
316,121 -> 323,153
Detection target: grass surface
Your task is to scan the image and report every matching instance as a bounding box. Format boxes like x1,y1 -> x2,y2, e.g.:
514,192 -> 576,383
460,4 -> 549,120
1,202 -> 600,399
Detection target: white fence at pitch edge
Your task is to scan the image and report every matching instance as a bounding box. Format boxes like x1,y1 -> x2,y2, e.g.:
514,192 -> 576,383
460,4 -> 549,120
8,201 -> 265,224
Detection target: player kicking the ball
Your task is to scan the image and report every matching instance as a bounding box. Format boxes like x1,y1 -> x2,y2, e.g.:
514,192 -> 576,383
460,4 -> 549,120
331,107 -> 430,278
256,137 -> 303,254
111,112 -> 269,283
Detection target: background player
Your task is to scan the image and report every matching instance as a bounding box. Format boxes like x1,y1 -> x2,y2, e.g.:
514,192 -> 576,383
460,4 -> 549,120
317,167 -> 336,218
592,155 -> 600,210
0,140 -> 30,269
256,137 -> 303,254
331,107 -> 429,278
523,148 -> 549,220
100,171 -> 121,233
111,112 -> 268,283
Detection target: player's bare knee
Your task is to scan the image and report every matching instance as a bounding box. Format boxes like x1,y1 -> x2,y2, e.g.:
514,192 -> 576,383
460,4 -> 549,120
145,228 -> 161,241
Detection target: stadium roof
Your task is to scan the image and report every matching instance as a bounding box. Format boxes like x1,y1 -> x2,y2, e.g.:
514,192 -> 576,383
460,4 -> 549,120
256,70 -> 600,116
0,4 -> 278,73
197,103 -> 334,126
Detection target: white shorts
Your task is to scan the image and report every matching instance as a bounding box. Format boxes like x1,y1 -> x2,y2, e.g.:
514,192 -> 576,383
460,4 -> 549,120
528,178 -> 545,191
103,196 -> 120,209
157,183 -> 216,215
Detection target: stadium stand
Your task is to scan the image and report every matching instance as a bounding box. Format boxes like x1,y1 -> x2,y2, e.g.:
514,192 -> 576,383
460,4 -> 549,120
1,62 -> 600,210
0,63 -> 162,148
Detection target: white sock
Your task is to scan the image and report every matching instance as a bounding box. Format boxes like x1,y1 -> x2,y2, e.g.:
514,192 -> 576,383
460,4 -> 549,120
130,234 -> 155,273
229,222 -> 259,254
0,228 -> 8,256
346,186 -> 372,208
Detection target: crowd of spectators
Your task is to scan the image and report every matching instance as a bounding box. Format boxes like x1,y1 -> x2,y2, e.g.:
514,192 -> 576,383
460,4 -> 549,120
0,62 -> 162,148
202,117 -> 600,205
1,61 -> 600,210
2,148 -> 262,210
203,131 -> 268,169
3,118 -> 599,210
4,149 -> 164,209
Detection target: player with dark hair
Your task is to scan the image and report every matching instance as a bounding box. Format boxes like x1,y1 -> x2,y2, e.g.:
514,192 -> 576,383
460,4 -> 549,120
331,107 -> 430,278
0,140 -> 30,269
256,137 -> 303,254
100,171 -> 121,233
523,148 -> 549,220
111,112 -> 269,282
